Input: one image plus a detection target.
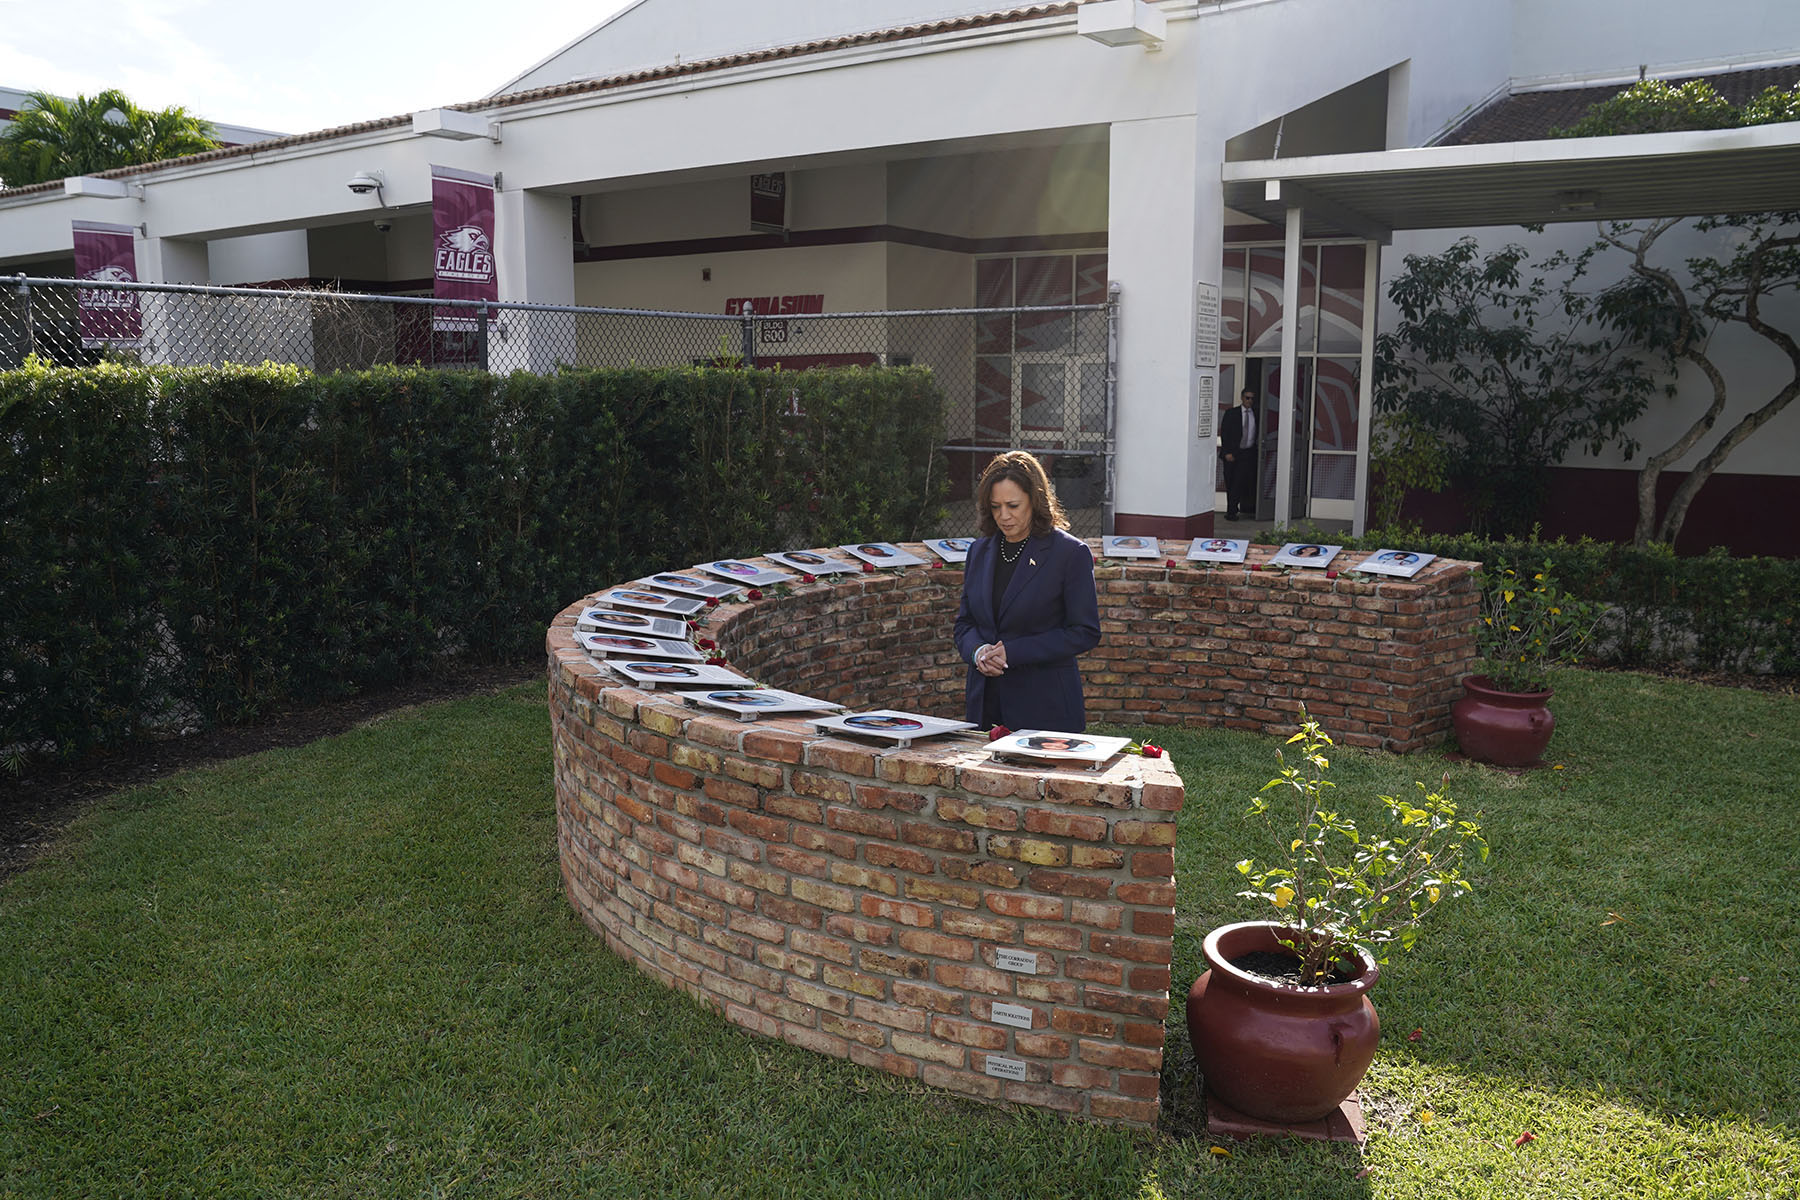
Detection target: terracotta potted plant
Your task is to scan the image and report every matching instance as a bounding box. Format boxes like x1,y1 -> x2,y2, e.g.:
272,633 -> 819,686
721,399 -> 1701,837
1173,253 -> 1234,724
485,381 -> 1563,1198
1187,712 -> 1487,1124
1453,559 -> 1603,766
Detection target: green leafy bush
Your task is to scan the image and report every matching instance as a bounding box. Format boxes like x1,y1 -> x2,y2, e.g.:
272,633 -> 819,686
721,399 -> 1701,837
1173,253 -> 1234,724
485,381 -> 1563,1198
1265,523 -> 1800,677
1,360 -> 946,764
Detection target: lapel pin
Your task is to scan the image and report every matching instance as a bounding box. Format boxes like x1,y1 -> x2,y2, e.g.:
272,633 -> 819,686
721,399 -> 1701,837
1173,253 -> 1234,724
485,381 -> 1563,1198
1029,558 -> 1037,566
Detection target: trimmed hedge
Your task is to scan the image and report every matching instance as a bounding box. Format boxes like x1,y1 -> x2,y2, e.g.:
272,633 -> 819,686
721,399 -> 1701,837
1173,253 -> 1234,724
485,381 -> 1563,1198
1,361 -> 946,762
1270,525 -> 1800,677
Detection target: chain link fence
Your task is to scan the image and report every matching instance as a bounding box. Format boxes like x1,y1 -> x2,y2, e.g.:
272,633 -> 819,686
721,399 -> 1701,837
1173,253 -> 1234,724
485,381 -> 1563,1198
4,274 -> 1116,536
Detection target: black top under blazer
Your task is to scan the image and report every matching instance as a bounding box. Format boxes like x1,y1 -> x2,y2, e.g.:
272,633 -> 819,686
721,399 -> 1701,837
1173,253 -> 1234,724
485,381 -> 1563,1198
952,528 -> 1101,732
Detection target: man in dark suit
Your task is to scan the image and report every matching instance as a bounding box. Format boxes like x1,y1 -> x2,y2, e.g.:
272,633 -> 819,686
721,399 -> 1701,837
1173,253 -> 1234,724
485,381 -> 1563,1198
953,452 -> 1101,733
1219,389 -> 1260,521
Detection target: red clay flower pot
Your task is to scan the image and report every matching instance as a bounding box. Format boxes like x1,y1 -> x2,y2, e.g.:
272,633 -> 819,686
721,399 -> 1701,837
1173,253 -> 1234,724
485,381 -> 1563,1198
1186,922 -> 1380,1124
1452,674 -> 1555,767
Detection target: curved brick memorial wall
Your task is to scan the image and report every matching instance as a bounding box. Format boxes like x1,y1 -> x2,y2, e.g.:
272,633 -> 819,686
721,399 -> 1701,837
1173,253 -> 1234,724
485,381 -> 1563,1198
549,544 -> 1478,1127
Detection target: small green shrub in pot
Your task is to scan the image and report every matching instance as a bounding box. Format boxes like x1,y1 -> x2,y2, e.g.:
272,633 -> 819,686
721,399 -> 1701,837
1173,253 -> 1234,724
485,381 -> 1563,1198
1235,711 -> 1489,985
1474,559 -> 1606,693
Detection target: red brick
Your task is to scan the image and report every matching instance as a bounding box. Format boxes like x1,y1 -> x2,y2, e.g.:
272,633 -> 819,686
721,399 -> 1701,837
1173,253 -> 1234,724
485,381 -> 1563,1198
931,1016 -> 1008,1050
1076,1040 -> 1164,1072
864,842 -> 936,876
853,784 -> 930,814
891,981 -> 966,1014
1066,956 -> 1124,985
985,893 -> 1065,921
1123,1021 -> 1166,1047
859,895 -> 935,927
1050,1009 -> 1118,1037
1025,869 -> 1113,899
1021,809 -> 1108,841
792,826 -> 858,859
1111,819 -> 1177,846
828,862 -> 899,896
704,777 -> 760,809
826,806 -> 899,839
893,1032 -> 966,1068
933,963 -> 1013,995
941,912 -> 1019,943
1129,965 -> 1172,993
1129,851 -> 1175,878
805,741 -> 880,777
762,897 -> 825,929
897,930 -> 977,961
1131,910 -> 1175,936
764,794 -> 823,824
767,845 -> 828,878
900,822 -> 980,854
792,878 -> 856,913
824,915 -> 894,946
793,771 -> 854,803
988,836 -> 1069,867
1013,1032 -> 1073,1059
743,728 -> 807,763
1069,845 -> 1126,870
941,858 -> 1023,888
652,761 -> 699,790
902,877 -> 982,909
935,795 -> 1022,831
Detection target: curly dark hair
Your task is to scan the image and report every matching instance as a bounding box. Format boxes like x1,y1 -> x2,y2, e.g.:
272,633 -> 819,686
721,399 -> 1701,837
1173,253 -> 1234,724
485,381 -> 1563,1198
974,451 -> 1069,538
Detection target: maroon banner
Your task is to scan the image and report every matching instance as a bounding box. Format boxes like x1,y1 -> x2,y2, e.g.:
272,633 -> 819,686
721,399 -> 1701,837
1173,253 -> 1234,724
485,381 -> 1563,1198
431,165 -> 497,330
71,220 -> 142,342
750,172 -> 786,235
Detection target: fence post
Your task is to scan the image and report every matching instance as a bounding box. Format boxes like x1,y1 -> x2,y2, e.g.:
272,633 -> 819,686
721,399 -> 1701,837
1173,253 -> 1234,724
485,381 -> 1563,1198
13,275 -> 37,361
739,300 -> 756,367
1103,281 -> 1121,537
477,303 -> 491,371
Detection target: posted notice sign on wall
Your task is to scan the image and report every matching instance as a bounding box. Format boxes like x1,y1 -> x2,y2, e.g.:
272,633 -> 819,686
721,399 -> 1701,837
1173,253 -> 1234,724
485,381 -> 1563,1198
1193,281 -> 1220,369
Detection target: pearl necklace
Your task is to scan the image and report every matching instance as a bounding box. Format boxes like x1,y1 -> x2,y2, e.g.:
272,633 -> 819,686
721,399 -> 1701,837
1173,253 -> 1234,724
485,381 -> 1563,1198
999,536 -> 1029,564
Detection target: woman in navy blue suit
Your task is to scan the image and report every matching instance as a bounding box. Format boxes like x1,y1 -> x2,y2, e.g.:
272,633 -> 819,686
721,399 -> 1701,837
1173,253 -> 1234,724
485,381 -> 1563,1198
953,452 -> 1101,732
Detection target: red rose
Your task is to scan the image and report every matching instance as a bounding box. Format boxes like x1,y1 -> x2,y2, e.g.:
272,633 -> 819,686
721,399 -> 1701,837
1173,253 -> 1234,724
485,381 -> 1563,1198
747,588 -> 764,601
931,560 -> 945,569
1165,559 -> 1178,568
861,561 -> 875,573
706,655 -> 727,666
1142,744 -> 1164,758
1249,564 -> 1262,571
698,638 -> 716,650
802,573 -> 817,584
987,725 -> 1012,741
1326,570 -> 1339,579
705,596 -> 721,607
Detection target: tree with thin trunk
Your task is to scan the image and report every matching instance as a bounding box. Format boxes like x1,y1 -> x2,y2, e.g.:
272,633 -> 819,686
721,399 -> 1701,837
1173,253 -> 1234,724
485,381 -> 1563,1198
1594,214 -> 1800,547
1555,78 -> 1800,548
0,90 -> 219,189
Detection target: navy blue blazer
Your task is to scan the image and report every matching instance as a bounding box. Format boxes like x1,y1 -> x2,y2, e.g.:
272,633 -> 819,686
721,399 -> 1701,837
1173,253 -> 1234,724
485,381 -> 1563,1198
953,528 -> 1101,732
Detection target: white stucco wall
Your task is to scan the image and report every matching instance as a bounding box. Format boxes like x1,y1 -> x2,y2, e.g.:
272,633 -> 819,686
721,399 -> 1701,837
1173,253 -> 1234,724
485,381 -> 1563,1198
1509,0 -> 1800,84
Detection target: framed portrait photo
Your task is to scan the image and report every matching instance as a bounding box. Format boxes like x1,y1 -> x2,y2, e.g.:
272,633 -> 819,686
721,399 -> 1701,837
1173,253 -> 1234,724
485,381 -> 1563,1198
607,660 -> 755,689
1186,537 -> 1248,563
840,542 -> 927,568
637,572 -> 742,599
807,709 -> 975,748
696,559 -> 795,587
677,687 -> 844,721
1268,542 -> 1343,569
766,549 -> 859,575
1351,549 -> 1437,578
576,631 -> 705,661
923,537 -> 976,564
577,607 -> 690,640
1102,535 -> 1161,559
596,587 -> 709,617
987,729 -> 1134,770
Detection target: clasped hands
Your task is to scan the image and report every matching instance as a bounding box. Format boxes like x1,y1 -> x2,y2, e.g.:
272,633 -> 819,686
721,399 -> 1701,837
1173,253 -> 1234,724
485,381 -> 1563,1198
974,641 -> 1009,677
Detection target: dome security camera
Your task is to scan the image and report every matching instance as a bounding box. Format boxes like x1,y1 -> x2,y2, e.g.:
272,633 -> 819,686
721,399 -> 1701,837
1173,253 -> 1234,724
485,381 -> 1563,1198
373,220 -> 392,233
346,170 -> 384,196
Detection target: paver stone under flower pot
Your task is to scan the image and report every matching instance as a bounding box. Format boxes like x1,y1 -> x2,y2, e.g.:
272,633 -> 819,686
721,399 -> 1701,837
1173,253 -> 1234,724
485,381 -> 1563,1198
1186,921 -> 1380,1125
1452,674 -> 1555,767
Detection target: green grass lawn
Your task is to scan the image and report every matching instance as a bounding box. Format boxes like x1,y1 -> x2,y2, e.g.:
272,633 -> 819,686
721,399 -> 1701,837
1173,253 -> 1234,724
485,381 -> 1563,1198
2,671 -> 1796,1198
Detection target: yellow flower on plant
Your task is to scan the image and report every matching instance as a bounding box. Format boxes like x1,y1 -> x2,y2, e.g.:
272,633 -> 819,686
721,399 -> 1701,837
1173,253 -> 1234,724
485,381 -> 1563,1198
1272,885 -> 1294,908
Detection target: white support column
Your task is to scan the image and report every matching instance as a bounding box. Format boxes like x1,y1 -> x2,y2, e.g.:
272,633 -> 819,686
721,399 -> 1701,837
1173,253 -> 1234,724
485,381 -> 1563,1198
1351,239 -> 1380,535
1274,203 -> 1303,528
495,186 -> 577,372
134,234 -> 210,365
1107,113 -> 1215,534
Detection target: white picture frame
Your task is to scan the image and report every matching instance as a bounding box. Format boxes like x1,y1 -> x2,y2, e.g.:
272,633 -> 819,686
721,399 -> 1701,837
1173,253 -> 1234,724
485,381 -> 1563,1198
607,660 -> 755,689
807,709 -> 976,748
1350,548 -> 1438,578
1102,535 -> 1161,559
696,559 -> 795,587
840,542 -> 927,568
677,687 -> 845,721
637,572 -> 742,599
1268,542 -> 1343,569
766,549 -> 859,575
923,537 -> 977,564
596,587 -> 708,617
577,631 -> 705,661
987,730 -> 1134,770
577,607 -> 690,640
1187,537 -> 1249,563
